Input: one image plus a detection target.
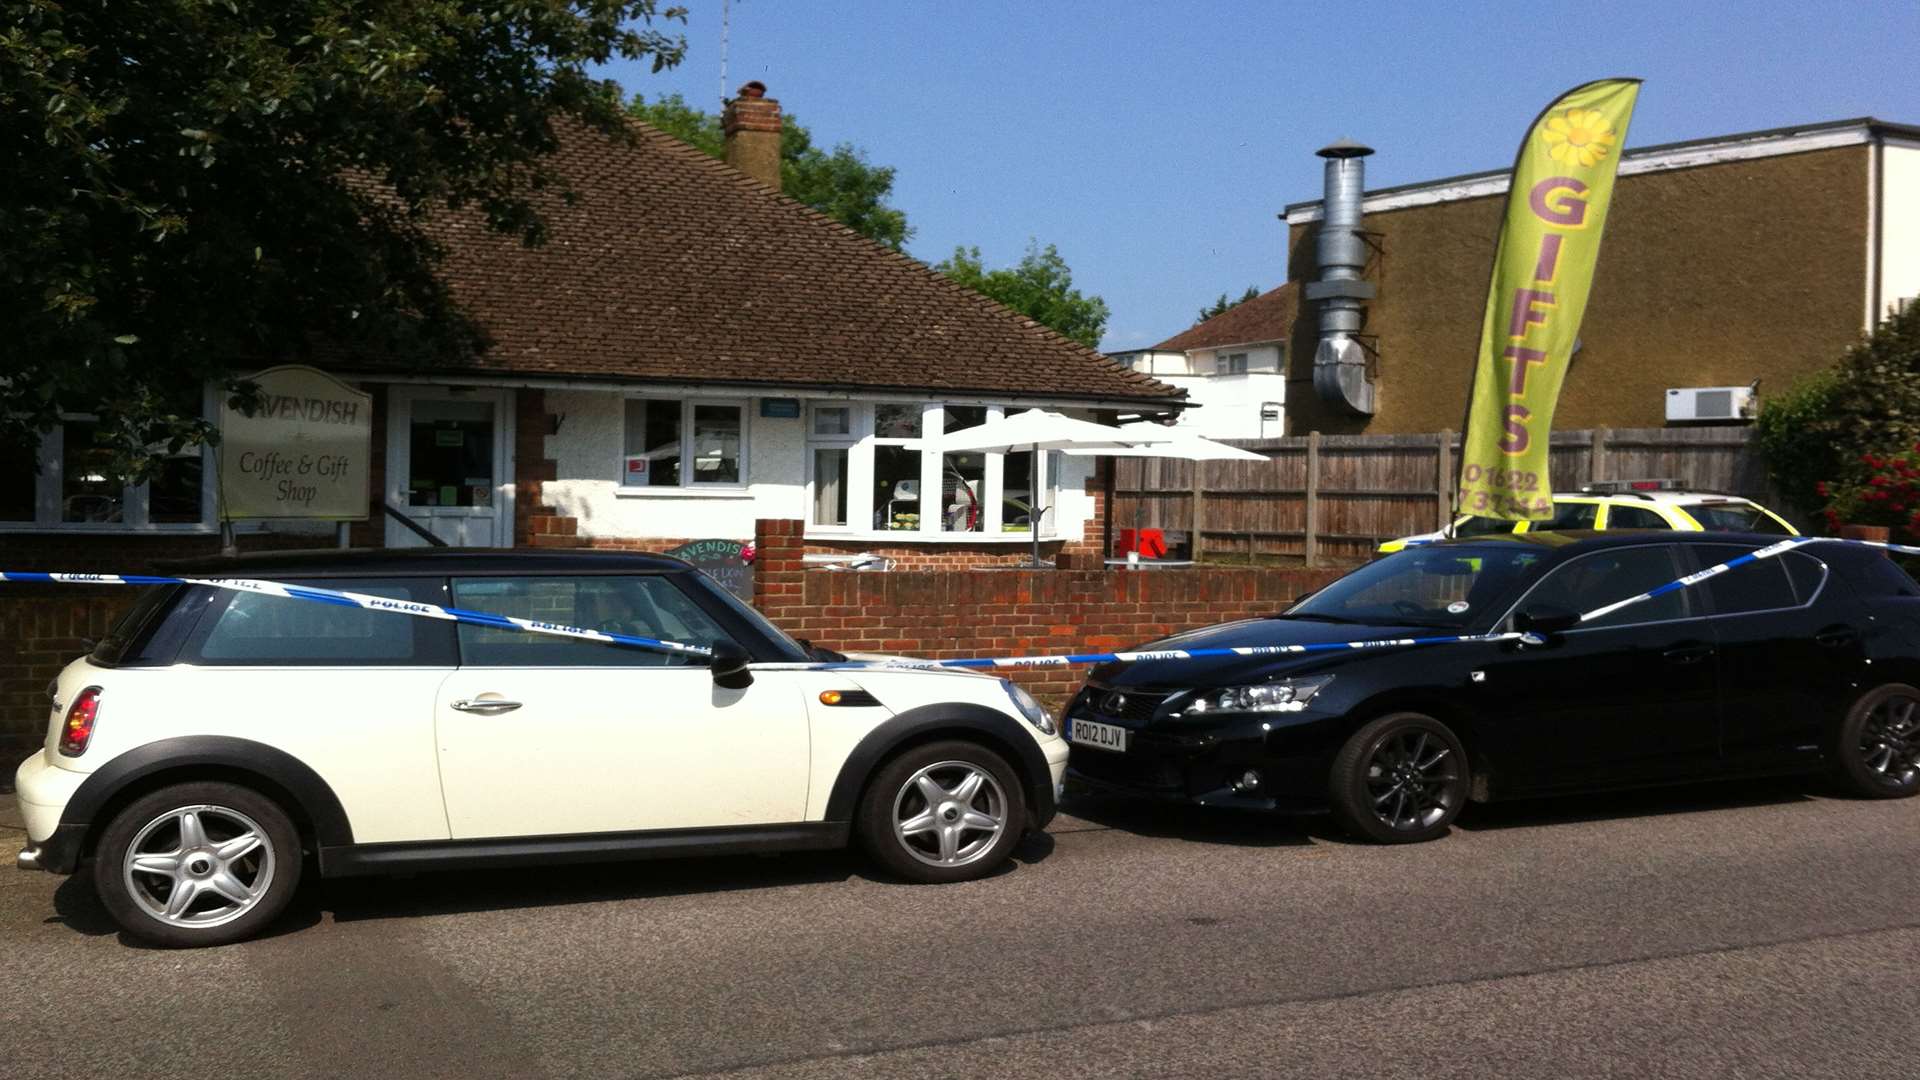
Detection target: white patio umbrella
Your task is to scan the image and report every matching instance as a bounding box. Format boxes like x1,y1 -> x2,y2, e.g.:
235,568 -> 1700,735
921,409 -> 1179,568
1059,422 -> 1269,462
1060,423 -> 1267,563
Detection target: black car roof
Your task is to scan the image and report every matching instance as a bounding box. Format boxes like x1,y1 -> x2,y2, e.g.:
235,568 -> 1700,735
1429,529 -> 1803,553
159,547 -> 696,577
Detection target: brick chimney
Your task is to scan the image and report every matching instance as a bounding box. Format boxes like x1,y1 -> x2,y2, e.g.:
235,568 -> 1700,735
722,81 -> 782,191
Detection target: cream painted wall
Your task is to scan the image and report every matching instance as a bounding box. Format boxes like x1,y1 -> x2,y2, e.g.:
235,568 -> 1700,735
1881,144 -> 1920,321
541,389 -> 805,541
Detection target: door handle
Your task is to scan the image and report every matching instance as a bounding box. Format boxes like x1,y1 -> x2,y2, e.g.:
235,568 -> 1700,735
450,698 -> 523,715
1815,627 -> 1860,649
1662,643 -> 1714,665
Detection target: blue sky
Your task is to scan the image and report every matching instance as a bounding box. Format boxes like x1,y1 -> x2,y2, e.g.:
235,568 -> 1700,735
601,1 -> 1920,351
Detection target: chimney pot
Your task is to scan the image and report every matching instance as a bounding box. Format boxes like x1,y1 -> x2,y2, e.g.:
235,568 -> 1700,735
722,83 -> 783,191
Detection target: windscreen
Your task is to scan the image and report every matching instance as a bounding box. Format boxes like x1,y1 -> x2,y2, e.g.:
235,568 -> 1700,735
1289,546 -> 1547,629
1685,502 -> 1791,534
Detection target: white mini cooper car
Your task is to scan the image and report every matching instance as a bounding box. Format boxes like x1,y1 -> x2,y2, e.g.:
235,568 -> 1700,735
13,550 -> 1067,947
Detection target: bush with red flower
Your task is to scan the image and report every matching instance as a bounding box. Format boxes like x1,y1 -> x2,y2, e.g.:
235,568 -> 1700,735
1758,301 -> 1920,535
1816,446 -> 1920,542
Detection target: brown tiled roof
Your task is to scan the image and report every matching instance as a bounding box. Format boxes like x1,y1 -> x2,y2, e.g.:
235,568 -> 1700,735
1151,283 -> 1299,352
341,121 -> 1181,405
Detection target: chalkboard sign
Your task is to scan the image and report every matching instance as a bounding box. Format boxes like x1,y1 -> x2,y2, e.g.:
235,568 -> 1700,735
665,539 -> 755,604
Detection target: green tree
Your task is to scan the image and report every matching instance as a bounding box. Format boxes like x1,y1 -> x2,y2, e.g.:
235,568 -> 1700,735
628,92 -> 910,250
1756,301 -> 1920,523
1196,286 -> 1261,323
936,241 -> 1111,350
1,0 -> 686,479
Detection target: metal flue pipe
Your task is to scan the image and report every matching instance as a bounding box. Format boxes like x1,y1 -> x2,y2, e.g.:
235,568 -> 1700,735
1308,138 -> 1377,416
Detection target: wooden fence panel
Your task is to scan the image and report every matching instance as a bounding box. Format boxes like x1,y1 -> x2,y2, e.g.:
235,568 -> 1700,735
1109,426 -> 1780,566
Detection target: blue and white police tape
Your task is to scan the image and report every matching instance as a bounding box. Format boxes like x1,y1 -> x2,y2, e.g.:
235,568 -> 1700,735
0,571 -> 712,660
3,535 -> 1917,672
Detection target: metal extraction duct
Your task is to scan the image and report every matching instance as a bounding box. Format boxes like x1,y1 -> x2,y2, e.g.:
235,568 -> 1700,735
1307,138 -> 1377,416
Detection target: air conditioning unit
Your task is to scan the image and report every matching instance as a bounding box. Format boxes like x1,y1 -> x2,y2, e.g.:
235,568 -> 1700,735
1665,386 -> 1756,423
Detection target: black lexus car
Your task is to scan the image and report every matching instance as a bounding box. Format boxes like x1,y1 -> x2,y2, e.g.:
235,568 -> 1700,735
1064,532 -> 1920,842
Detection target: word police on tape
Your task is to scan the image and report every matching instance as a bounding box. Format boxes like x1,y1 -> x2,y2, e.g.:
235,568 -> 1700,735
3,536 -> 1914,671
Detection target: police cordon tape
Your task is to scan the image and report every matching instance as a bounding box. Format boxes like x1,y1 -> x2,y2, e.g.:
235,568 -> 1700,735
2,535 -> 1916,672
0,572 -> 712,661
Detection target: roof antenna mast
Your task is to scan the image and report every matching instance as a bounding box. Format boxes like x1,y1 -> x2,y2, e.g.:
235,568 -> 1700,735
718,0 -> 731,108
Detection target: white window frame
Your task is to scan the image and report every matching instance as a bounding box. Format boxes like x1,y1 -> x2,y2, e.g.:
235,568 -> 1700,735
803,400 -> 1059,542
1222,352 -> 1249,375
616,396 -> 750,496
0,390 -> 220,534
806,404 -> 858,530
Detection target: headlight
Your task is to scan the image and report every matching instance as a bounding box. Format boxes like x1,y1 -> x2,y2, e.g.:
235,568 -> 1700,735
1002,680 -> 1057,736
1180,675 -> 1333,716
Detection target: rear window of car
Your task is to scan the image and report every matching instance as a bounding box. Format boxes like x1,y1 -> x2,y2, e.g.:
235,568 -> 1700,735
1539,500 -> 1599,531
1454,515 -> 1519,538
179,578 -> 456,666
89,584 -> 182,666
1842,553 -> 1920,598
450,575 -> 734,667
1685,502 -> 1790,534
1606,505 -> 1668,530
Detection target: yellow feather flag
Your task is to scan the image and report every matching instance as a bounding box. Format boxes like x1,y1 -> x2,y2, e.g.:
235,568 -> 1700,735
1458,79 -> 1641,520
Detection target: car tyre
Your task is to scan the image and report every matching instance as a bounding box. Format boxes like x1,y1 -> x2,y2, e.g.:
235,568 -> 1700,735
858,740 -> 1027,884
93,781 -> 303,948
1329,712 -> 1470,844
1834,683 -> 1920,799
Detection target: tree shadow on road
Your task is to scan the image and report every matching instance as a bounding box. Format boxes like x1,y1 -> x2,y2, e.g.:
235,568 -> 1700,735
1454,774 -> 1817,833
1057,793 -> 1328,848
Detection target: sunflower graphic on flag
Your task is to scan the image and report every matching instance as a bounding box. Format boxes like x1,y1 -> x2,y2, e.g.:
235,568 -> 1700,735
1542,108 -> 1620,168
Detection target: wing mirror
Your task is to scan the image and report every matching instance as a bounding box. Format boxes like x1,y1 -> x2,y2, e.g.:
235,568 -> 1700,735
1514,605 -> 1580,641
708,639 -> 754,689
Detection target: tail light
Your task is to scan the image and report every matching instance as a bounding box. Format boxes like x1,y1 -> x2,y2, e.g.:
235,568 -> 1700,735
58,687 -> 102,757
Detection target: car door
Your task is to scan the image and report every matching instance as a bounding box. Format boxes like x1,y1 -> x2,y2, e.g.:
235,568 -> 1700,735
1476,543 -> 1721,791
1691,544 -> 1868,771
433,573 -> 809,839
160,576 -> 460,844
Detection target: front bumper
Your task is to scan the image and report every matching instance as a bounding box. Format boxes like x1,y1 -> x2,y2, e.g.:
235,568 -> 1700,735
1064,714 -> 1336,813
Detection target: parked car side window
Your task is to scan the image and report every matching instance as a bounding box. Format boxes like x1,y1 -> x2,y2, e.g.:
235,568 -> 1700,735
1540,500 -> 1599,531
452,575 -> 736,667
1686,502 -> 1791,534
1514,546 -> 1691,629
1692,544 -> 1797,615
183,578 -> 456,666
1606,505 -> 1668,530
1783,553 -> 1830,604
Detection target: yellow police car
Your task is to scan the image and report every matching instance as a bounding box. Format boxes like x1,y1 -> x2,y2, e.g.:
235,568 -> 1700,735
1378,480 -> 1799,553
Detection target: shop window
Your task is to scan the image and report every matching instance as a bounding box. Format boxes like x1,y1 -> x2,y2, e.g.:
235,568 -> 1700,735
804,402 -> 1059,539
620,399 -> 745,488
0,412 -> 212,532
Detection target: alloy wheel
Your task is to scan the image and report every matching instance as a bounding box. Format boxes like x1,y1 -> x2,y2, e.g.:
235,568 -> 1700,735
1364,730 -> 1461,832
891,761 -> 1007,868
121,804 -> 277,930
1859,693 -> 1920,787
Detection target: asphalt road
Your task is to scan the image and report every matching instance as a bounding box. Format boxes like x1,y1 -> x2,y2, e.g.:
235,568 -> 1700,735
4,779 -> 1917,1080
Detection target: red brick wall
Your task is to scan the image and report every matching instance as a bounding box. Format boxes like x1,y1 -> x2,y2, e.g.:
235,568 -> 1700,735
753,518 -> 1342,707
0,586 -> 128,763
